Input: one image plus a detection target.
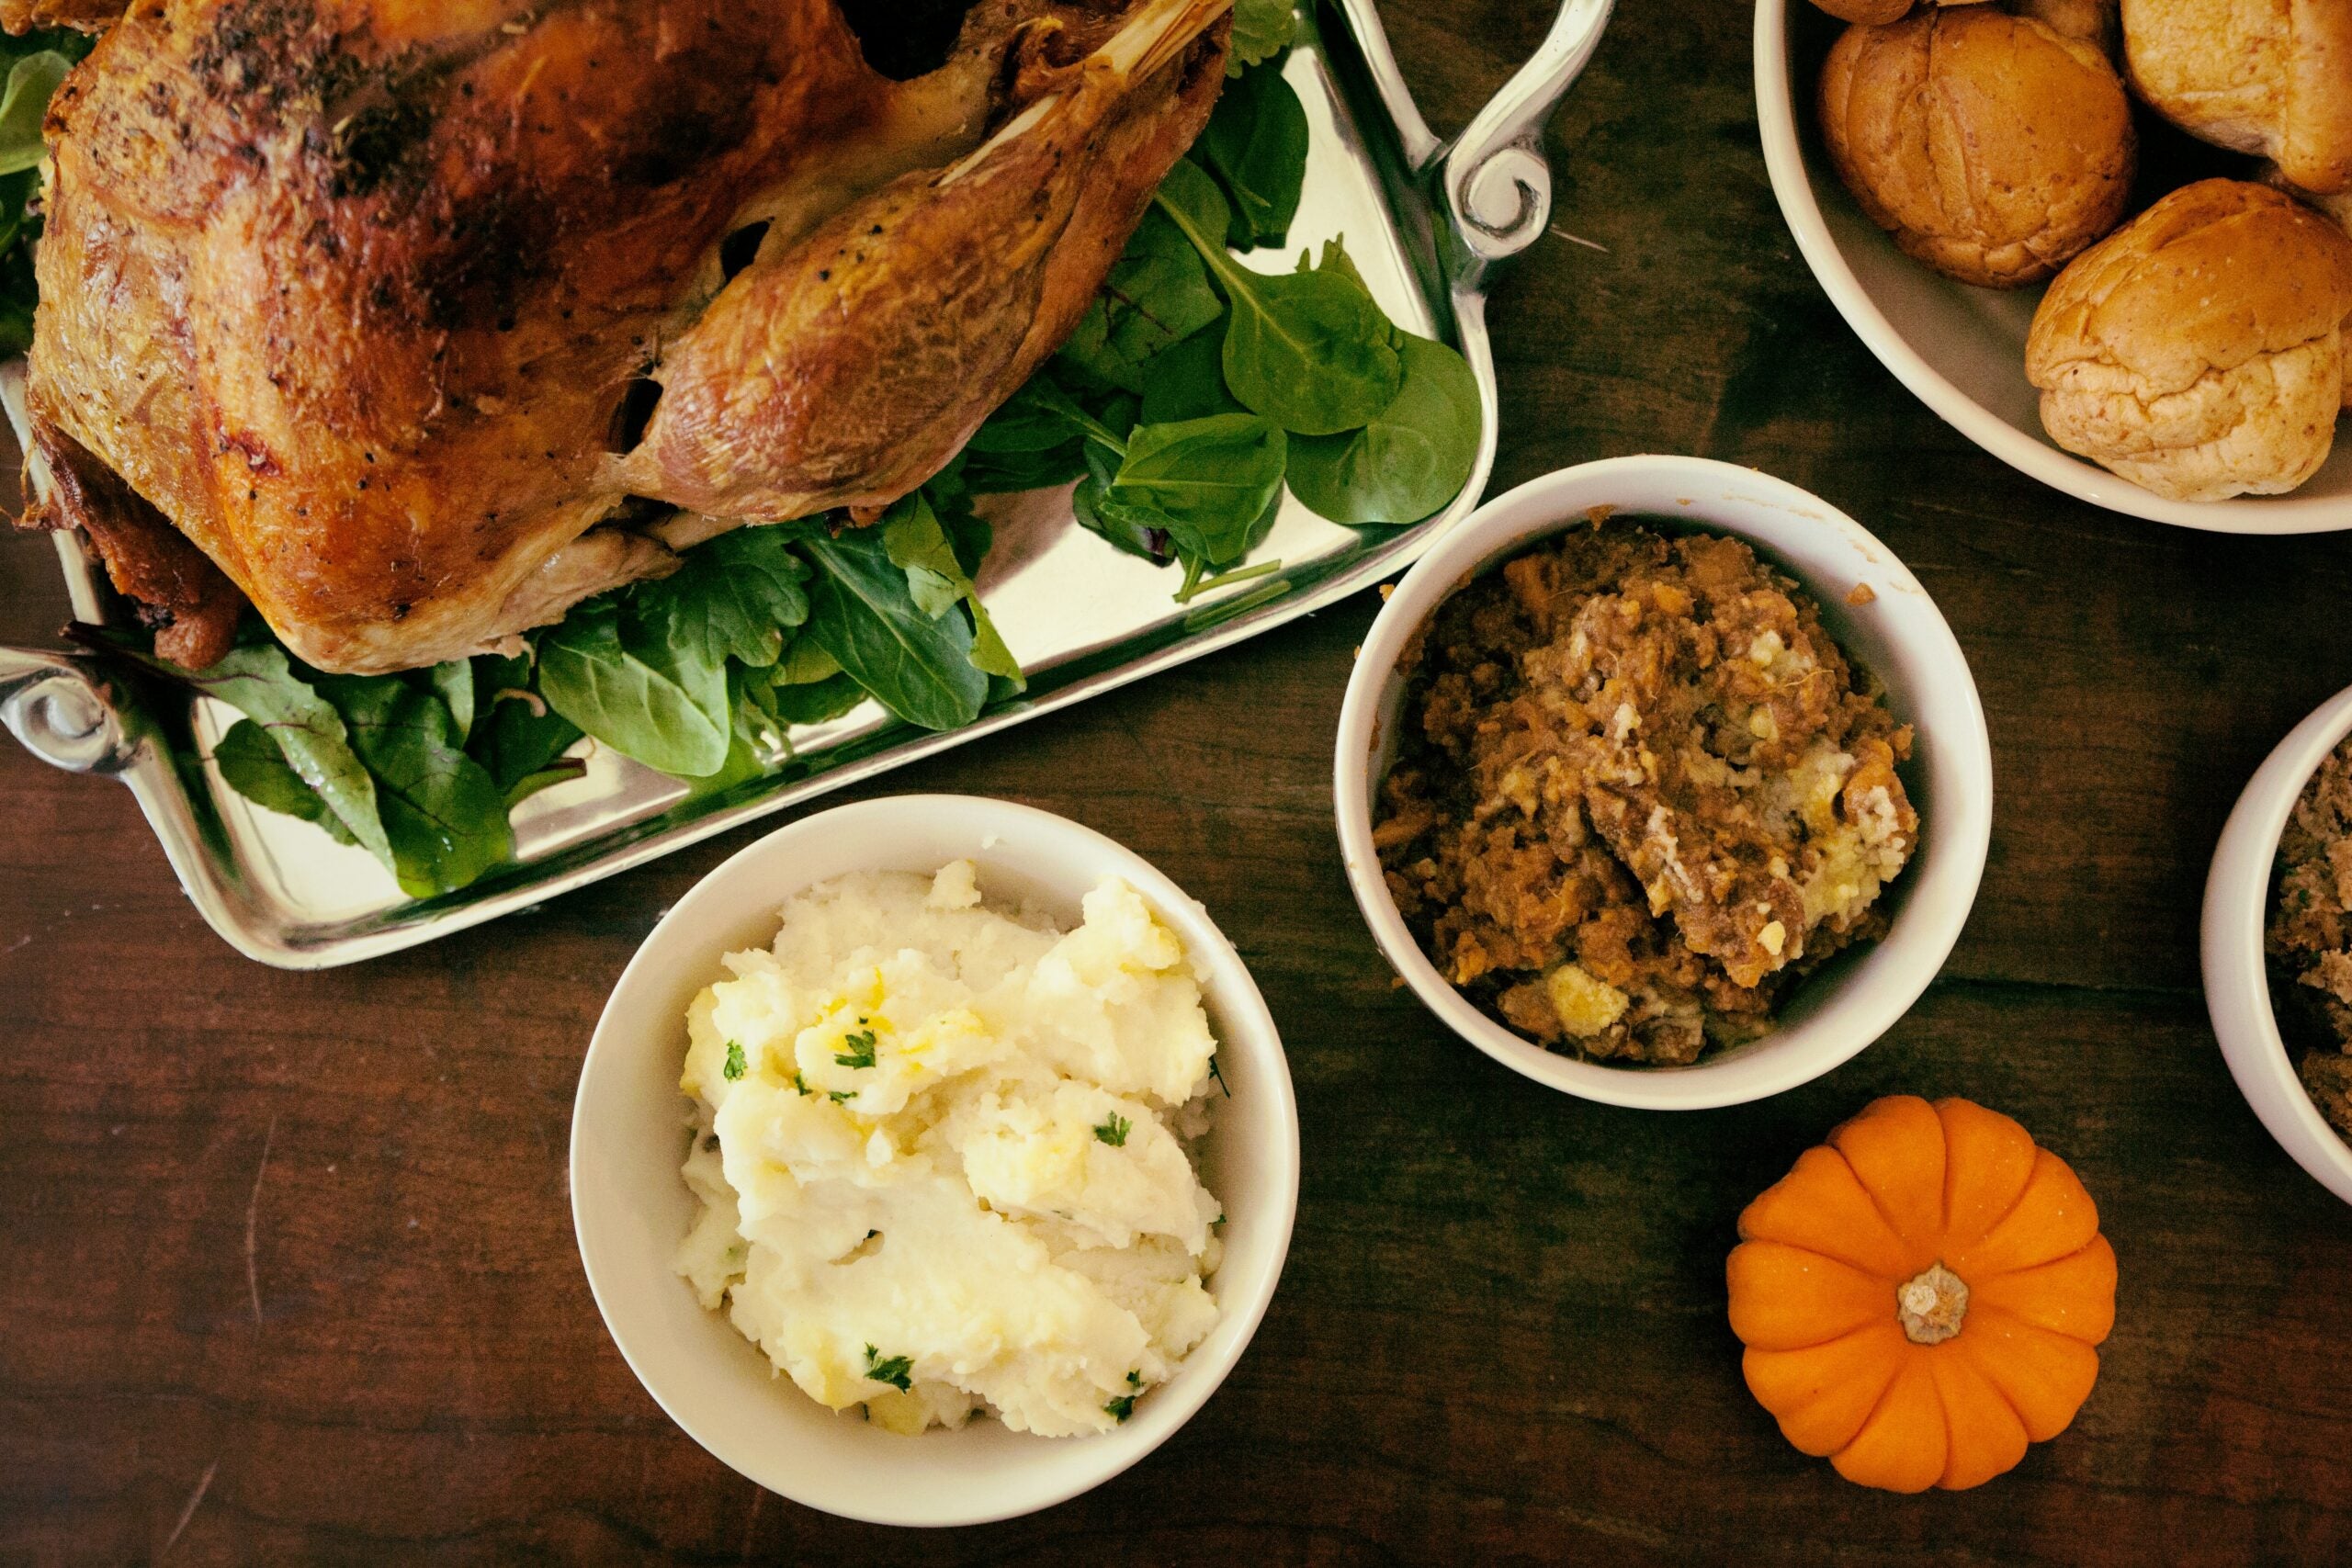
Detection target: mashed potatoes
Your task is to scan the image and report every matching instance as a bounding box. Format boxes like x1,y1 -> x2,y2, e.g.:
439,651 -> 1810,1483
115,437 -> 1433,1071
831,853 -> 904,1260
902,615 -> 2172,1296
674,860 -> 1225,1437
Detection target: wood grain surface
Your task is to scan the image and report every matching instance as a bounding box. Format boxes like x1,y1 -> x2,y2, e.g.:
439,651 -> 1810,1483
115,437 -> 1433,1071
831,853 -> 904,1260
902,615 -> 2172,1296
7,3 -> 2352,1563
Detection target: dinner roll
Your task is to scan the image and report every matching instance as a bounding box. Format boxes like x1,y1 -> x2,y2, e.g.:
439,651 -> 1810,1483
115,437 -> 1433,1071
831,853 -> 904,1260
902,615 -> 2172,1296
2265,161 -> 2352,237
1819,6 -> 2135,288
2026,180 -> 2352,502
2123,0 -> 2352,195
2011,0 -> 2117,52
1810,0 -> 1971,27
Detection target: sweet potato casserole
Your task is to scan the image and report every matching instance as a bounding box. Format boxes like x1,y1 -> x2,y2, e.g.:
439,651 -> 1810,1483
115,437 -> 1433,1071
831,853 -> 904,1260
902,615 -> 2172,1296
1373,521 -> 1918,1065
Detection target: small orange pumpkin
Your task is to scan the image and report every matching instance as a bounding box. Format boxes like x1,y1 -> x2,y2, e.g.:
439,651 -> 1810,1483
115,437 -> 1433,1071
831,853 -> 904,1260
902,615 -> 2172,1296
1726,1096 -> 2116,1492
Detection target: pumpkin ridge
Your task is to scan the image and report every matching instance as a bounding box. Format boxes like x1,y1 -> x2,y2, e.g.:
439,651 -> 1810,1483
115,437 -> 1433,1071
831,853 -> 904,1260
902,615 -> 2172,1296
1967,1294 -> 2108,1349
1842,1338 -> 1918,1461
1844,1144 -> 1935,1266
1937,1335 -> 2033,1450
1942,1142 -> 2044,1260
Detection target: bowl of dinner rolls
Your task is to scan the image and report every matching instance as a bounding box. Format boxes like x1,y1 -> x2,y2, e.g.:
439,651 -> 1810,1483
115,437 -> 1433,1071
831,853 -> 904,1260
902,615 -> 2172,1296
1757,0 -> 2352,530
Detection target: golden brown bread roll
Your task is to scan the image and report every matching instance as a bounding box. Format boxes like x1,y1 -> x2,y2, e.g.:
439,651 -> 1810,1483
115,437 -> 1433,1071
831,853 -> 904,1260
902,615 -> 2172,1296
2123,0 -> 2352,195
1806,1 -> 2116,50
2262,161 -> 2352,235
2010,0 -> 2118,52
2026,180 -> 2352,502
1811,0 -> 1974,26
1820,7 -> 2136,288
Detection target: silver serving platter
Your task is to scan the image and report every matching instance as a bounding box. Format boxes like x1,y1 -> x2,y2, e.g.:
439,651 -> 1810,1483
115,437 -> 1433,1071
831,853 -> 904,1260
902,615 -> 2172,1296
0,0 -> 1611,967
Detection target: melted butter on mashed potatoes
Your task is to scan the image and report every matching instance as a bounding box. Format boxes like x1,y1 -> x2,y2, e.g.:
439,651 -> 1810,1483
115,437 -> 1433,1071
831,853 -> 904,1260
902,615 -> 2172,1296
674,860 -> 1224,1437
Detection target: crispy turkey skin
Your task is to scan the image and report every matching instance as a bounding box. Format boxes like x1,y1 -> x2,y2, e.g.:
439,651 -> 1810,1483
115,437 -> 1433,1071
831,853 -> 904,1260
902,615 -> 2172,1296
16,0 -> 1230,671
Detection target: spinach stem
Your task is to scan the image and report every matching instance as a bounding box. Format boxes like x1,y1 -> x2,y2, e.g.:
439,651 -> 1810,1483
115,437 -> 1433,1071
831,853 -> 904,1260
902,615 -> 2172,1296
1174,557 -> 1283,605
1175,554 -> 1205,601
1181,577 -> 1292,633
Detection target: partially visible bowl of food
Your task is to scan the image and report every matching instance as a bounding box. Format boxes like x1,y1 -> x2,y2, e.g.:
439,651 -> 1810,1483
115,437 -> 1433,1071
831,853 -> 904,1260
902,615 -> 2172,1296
1334,456 -> 1993,1110
1755,0 -> 2352,531
571,795 -> 1298,1526
2202,686 -> 2352,1206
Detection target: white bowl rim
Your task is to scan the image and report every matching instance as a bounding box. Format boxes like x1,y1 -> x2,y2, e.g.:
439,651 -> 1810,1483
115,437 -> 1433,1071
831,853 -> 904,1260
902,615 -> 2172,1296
2199,686 -> 2352,1202
569,793 -> 1302,1527
1752,0 -> 2352,536
1332,454 -> 1994,1111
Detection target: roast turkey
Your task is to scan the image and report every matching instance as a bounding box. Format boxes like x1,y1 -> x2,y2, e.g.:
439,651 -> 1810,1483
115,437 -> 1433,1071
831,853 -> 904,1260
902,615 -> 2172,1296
13,0 -> 1232,671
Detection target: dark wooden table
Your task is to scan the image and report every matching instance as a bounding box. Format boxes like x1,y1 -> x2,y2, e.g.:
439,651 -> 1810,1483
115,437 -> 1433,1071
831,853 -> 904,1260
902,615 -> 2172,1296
9,4 -> 2352,1563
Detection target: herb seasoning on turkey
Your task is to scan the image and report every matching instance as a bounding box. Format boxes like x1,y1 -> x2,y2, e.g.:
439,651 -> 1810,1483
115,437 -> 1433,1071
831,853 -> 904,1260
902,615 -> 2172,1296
1373,521 -> 1919,1065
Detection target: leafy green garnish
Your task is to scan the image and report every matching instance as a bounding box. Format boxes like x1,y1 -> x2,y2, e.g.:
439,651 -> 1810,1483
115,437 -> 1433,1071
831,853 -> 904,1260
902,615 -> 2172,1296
1109,413 -> 1286,570
1093,1112 -> 1132,1148
1058,207 -> 1225,394
1151,161 -> 1400,436
880,491 -> 1021,684
632,526 -> 810,671
1198,63 -> 1308,250
801,527 -> 989,732
317,674 -> 514,897
537,596 -> 731,778
0,28 -> 91,355
722,1041 -> 748,1081
1228,0 -> 1297,74
1286,333 -> 1482,525
833,1028 -> 877,1069
427,660 -> 476,745
0,50 -> 69,178
1105,1371 -> 1143,1422
862,1345 -> 914,1393
211,719 -> 360,848
828,1089 -> 855,1104
137,642 -> 395,868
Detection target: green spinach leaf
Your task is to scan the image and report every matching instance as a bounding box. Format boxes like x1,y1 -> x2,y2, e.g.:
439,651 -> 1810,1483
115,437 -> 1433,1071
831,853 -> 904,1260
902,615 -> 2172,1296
1152,162 -> 1400,434
132,641 -> 394,868
537,596 -> 731,777
318,675 -> 514,897
880,492 -> 1022,683
1199,63 -> 1308,250
1286,332 -> 1484,525
801,529 -> 989,732
427,659 -> 476,744
0,49 -> 70,177
633,526 -> 809,672
1109,412 -> 1287,569
211,718 -> 359,847
1139,325 -> 1241,425
1057,207 -> 1225,394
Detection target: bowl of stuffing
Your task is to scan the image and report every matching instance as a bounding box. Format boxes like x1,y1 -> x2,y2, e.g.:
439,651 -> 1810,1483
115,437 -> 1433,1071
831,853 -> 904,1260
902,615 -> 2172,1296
1333,455 -> 1994,1109
571,794 -> 1299,1525
2203,685 -> 2352,1204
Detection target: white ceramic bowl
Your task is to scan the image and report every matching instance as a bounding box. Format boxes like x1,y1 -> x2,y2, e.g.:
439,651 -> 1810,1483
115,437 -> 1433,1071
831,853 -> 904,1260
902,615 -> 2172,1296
1753,0 -> 2352,535
570,795 -> 1300,1527
2201,687 -> 2352,1204
1334,455 -> 1993,1110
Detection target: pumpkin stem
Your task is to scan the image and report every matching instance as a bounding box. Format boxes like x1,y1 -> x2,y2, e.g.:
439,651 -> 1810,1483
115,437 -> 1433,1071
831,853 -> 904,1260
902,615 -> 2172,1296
1895,1261 -> 1969,1345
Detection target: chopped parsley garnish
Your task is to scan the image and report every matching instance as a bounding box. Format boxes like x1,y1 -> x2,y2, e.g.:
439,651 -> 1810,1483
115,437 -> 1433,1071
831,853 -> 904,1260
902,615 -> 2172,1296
834,1029 -> 877,1069
828,1089 -> 855,1104
863,1345 -> 914,1392
1105,1373 -> 1142,1422
791,1071 -> 812,1097
1207,1055 -> 1229,1096
1093,1112 -> 1132,1147
721,1041 -> 747,1081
